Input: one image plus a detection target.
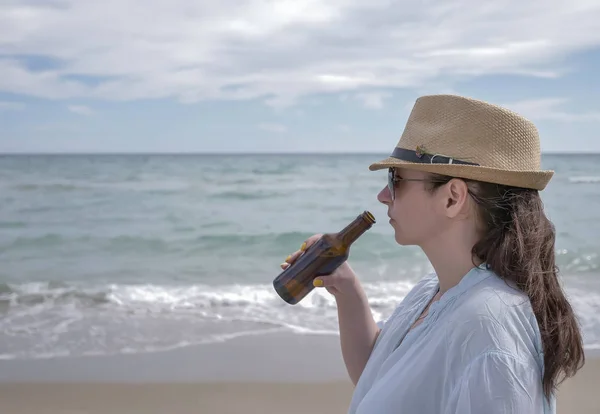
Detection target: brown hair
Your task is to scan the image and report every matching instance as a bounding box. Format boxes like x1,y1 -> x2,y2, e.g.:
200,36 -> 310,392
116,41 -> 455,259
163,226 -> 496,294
427,174 -> 585,398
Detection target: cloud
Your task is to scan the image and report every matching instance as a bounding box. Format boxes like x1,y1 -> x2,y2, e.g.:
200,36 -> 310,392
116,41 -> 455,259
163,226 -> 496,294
355,92 -> 392,109
0,101 -> 25,110
0,1 -> 599,105
502,98 -> 600,122
258,123 -> 287,133
67,104 -> 93,115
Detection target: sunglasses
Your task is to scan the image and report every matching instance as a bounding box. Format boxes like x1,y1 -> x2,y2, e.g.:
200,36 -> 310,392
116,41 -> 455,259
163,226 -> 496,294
387,168 -> 444,201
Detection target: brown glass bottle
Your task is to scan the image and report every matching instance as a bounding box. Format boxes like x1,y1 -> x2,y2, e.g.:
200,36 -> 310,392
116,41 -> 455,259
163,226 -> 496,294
273,211 -> 376,305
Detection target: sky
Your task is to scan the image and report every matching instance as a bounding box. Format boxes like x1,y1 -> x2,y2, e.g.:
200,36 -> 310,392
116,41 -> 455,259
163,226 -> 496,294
0,0 -> 599,153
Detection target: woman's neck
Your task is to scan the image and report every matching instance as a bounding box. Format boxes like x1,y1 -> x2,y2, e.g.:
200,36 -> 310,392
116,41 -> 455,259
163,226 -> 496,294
421,226 -> 482,294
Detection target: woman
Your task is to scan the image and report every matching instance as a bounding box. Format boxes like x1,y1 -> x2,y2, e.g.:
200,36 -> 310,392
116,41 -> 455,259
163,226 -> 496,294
281,95 -> 585,413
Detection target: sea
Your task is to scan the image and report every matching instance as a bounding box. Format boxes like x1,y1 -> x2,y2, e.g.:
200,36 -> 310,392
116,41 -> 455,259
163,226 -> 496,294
0,153 -> 599,360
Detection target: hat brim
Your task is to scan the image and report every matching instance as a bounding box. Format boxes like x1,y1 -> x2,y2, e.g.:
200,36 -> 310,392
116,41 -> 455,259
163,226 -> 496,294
369,157 -> 554,191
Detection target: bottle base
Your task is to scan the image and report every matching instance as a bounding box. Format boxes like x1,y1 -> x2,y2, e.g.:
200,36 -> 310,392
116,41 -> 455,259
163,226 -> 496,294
273,283 -> 300,305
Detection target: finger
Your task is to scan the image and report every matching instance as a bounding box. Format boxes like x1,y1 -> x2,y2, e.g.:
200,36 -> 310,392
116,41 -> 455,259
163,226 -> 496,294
280,262 -> 290,269
297,234 -> 322,255
304,233 -> 323,248
285,249 -> 303,264
284,234 -> 323,265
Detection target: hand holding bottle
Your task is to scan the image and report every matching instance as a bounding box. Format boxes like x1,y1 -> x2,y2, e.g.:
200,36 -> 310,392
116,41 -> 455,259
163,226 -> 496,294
272,211 -> 375,304
280,233 -> 361,298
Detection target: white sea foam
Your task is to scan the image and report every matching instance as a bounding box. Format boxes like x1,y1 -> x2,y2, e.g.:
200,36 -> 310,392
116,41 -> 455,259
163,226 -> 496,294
1,278 -> 599,360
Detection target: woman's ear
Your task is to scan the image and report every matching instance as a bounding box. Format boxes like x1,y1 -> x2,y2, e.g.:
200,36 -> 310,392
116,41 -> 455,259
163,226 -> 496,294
441,178 -> 470,218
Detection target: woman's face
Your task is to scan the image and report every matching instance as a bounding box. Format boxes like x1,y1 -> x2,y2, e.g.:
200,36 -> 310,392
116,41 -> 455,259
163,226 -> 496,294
377,167 -> 448,246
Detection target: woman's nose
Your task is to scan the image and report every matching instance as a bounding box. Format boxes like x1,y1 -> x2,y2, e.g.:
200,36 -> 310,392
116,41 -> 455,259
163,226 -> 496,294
377,185 -> 392,205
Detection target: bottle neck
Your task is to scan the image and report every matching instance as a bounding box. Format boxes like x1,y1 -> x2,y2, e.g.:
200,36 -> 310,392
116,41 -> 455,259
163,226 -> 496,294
338,213 -> 374,246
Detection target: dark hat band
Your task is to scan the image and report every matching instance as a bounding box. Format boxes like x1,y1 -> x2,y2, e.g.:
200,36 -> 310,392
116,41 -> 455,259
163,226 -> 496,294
390,147 -> 479,166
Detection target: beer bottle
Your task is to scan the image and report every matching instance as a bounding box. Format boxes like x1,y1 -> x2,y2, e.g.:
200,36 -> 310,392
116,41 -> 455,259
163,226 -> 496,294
273,211 -> 376,305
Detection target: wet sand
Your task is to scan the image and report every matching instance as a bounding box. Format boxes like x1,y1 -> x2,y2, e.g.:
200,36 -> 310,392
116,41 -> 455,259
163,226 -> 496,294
0,333 -> 597,413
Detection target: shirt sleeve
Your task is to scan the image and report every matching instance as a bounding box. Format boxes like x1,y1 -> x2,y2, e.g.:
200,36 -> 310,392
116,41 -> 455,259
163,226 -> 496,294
445,351 -> 547,414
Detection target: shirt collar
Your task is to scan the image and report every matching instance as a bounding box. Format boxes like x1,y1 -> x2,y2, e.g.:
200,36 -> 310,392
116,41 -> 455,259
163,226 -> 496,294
436,264 -> 493,306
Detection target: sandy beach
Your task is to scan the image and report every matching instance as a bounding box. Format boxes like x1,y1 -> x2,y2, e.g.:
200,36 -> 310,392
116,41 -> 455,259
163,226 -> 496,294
0,333 -> 597,414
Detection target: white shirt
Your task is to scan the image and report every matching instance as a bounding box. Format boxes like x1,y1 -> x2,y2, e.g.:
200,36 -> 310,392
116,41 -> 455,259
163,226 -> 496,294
348,265 -> 555,413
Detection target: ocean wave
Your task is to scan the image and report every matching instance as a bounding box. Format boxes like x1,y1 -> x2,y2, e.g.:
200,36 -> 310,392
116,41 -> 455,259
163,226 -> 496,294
1,234 -> 65,251
105,235 -> 171,253
0,279 -> 599,360
568,176 -> 600,184
0,221 -> 27,229
0,231 -> 396,260
0,234 -> 172,254
209,190 -> 285,200
8,277 -> 596,324
11,183 -> 86,192
251,165 -> 296,175
0,280 -> 411,315
207,181 -> 369,196
191,230 -> 394,250
0,282 -> 111,308
192,231 -> 317,249
6,180 -> 194,195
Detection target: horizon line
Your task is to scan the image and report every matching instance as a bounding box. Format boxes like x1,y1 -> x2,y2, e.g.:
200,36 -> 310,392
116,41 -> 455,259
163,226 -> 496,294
1,150 -> 599,156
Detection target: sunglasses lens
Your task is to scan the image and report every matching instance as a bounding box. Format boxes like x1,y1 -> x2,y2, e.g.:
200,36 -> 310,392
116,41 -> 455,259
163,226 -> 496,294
388,168 -> 395,200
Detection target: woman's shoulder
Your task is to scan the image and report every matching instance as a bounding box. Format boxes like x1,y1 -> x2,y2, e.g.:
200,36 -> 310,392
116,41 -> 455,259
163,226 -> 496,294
445,270 -> 543,362
456,270 -> 535,321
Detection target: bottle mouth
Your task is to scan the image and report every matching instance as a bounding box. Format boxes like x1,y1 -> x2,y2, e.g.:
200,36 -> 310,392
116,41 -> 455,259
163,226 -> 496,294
362,211 -> 376,224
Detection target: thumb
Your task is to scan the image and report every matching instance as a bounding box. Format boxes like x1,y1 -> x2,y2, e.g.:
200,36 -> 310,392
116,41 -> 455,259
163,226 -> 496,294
312,274 -> 339,288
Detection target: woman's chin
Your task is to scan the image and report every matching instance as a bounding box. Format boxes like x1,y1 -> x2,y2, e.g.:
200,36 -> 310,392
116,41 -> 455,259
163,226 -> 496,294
393,229 -> 406,245
393,228 -> 416,246
390,220 -> 409,244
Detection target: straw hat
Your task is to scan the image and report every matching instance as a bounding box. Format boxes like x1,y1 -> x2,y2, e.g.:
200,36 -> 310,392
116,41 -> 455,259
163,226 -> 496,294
369,94 -> 554,190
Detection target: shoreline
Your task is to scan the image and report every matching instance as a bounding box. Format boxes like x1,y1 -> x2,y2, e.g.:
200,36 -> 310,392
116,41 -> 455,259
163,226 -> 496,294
0,333 -> 597,413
